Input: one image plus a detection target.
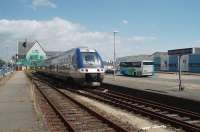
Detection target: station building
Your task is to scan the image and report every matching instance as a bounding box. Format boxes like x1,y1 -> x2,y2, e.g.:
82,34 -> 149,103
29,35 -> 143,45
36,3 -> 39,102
154,47 -> 200,73
16,40 -> 47,70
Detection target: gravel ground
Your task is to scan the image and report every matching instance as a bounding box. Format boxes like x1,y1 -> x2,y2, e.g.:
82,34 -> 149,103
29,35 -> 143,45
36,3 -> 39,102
64,90 -> 177,132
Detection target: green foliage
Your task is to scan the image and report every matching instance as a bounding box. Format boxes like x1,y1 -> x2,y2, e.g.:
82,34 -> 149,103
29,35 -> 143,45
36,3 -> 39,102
0,59 -> 5,66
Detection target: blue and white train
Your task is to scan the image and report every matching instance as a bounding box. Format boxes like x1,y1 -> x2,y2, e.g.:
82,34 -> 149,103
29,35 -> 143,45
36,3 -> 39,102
41,47 -> 104,86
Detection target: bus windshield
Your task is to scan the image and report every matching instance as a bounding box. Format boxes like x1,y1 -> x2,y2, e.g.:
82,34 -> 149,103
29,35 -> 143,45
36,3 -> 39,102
81,52 -> 101,67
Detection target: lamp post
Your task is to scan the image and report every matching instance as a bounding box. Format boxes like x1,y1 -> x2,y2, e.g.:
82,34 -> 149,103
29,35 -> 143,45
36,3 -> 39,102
113,30 -> 119,80
5,45 -> 9,63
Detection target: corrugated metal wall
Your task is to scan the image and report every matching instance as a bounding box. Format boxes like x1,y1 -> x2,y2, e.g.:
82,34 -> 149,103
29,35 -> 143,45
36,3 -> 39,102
154,54 -> 200,73
180,55 -> 189,71
160,55 -> 169,71
189,54 -> 200,73
169,55 -> 178,72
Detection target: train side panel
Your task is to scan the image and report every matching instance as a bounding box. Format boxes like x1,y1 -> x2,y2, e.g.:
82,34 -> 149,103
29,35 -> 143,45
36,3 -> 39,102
40,47 -> 104,86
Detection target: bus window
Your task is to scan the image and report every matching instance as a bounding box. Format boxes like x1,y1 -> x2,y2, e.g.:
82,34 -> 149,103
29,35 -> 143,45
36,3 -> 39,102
143,62 -> 153,65
120,62 -> 141,67
120,62 -> 130,67
131,62 -> 141,67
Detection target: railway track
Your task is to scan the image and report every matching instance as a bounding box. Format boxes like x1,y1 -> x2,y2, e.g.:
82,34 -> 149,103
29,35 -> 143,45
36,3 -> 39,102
31,77 -> 128,132
83,88 -> 200,132
31,72 -> 200,131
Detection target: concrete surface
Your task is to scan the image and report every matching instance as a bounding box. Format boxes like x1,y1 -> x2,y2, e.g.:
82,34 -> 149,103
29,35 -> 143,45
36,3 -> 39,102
103,73 -> 200,101
0,71 -> 47,132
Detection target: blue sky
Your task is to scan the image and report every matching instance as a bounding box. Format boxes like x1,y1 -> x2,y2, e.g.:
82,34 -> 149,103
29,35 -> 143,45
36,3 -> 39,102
0,0 -> 200,60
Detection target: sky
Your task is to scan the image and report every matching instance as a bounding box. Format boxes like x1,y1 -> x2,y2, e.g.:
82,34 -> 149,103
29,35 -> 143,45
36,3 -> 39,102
0,0 -> 200,60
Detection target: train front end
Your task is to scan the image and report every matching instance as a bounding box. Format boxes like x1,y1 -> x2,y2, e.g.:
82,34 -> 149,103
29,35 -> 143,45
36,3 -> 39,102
77,48 -> 104,86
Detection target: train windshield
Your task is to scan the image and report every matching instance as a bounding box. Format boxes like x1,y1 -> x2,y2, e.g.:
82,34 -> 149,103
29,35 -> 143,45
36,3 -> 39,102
81,52 -> 101,67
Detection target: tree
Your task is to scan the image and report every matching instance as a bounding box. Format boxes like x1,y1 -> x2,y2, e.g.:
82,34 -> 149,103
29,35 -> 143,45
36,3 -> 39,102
0,59 -> 5,67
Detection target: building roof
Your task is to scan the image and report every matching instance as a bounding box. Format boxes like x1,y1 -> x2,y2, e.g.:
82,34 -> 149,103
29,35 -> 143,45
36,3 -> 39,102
152,52 -> 168,57
45,51 -> 64,59
18,41 -> 35,56
18,40 -> 46,58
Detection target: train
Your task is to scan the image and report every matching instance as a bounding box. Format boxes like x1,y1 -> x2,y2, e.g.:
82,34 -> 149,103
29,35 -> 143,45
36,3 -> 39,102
38,47 -> 105,86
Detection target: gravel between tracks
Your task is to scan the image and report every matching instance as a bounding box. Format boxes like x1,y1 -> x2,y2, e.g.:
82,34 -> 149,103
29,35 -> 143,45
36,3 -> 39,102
61,89 -> 176,132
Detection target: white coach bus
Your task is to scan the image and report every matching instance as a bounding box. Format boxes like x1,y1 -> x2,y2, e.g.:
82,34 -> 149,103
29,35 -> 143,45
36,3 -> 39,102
119,60 -> 154,77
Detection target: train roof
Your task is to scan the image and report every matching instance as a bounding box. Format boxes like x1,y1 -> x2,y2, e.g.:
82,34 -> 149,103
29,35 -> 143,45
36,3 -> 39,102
44,47 -> 97,61
78,47 -> 96,52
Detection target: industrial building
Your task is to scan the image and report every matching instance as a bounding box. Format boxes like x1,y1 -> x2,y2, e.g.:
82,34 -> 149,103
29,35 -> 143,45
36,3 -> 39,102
154,47 -> 200,73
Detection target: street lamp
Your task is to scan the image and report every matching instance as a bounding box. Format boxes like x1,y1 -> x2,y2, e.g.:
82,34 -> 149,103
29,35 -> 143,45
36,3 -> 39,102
113,30 -> 119,80
5,45 -> 9,63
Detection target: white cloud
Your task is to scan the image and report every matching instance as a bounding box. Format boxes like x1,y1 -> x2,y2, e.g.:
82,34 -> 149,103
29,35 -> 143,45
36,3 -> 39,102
32,0 -> 56,8
127,36 -> 156,42
0,17 -> 156,60
192,40 -> 200,43
122,20 -> 128,25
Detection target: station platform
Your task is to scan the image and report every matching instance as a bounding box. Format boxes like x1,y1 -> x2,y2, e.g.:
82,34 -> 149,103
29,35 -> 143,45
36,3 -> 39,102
0,71 -> 47,132
103,74 -> 200,112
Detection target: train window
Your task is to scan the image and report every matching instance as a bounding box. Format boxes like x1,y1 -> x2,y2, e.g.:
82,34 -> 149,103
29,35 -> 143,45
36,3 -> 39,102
81,52 -> 101,67
86,55 -> 94,61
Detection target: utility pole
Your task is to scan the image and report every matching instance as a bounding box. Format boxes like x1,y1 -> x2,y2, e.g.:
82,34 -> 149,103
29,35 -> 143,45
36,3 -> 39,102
178,55 -> 183,91
113,31 -> 119,80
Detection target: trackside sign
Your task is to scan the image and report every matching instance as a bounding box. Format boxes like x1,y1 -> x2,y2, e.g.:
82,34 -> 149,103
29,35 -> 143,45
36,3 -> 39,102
168,48 -> 193,55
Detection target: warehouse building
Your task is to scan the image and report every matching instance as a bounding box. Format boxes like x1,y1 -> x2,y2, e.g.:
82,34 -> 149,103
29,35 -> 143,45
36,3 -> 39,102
154,47 -> 200,73
153,52 -> 168,71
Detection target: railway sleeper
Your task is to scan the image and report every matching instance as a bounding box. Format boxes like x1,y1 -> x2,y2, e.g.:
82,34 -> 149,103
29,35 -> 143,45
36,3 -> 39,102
69,120 -> 102,125
146,107 -> 154,110
185,120 -> 200,124
137,105 -> 146,108
72,123 -> 114,131
78,127 -> 115,132
60,110 -> 84,113
65,116 -> 97,121
76,123 -> 111,128
158,111 -> 169,114
66,110 -> 86,114
132,103 -> 139,106
64,113 -> 89,117
178,117 -> 191,121
165,114 -> 179,118
66,116 -> 97,121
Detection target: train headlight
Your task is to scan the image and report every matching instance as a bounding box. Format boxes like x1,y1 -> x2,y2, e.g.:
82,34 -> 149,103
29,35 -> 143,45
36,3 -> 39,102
97,69 -> 100,72
86,69 -> 88,72
81,69 -> 84,72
